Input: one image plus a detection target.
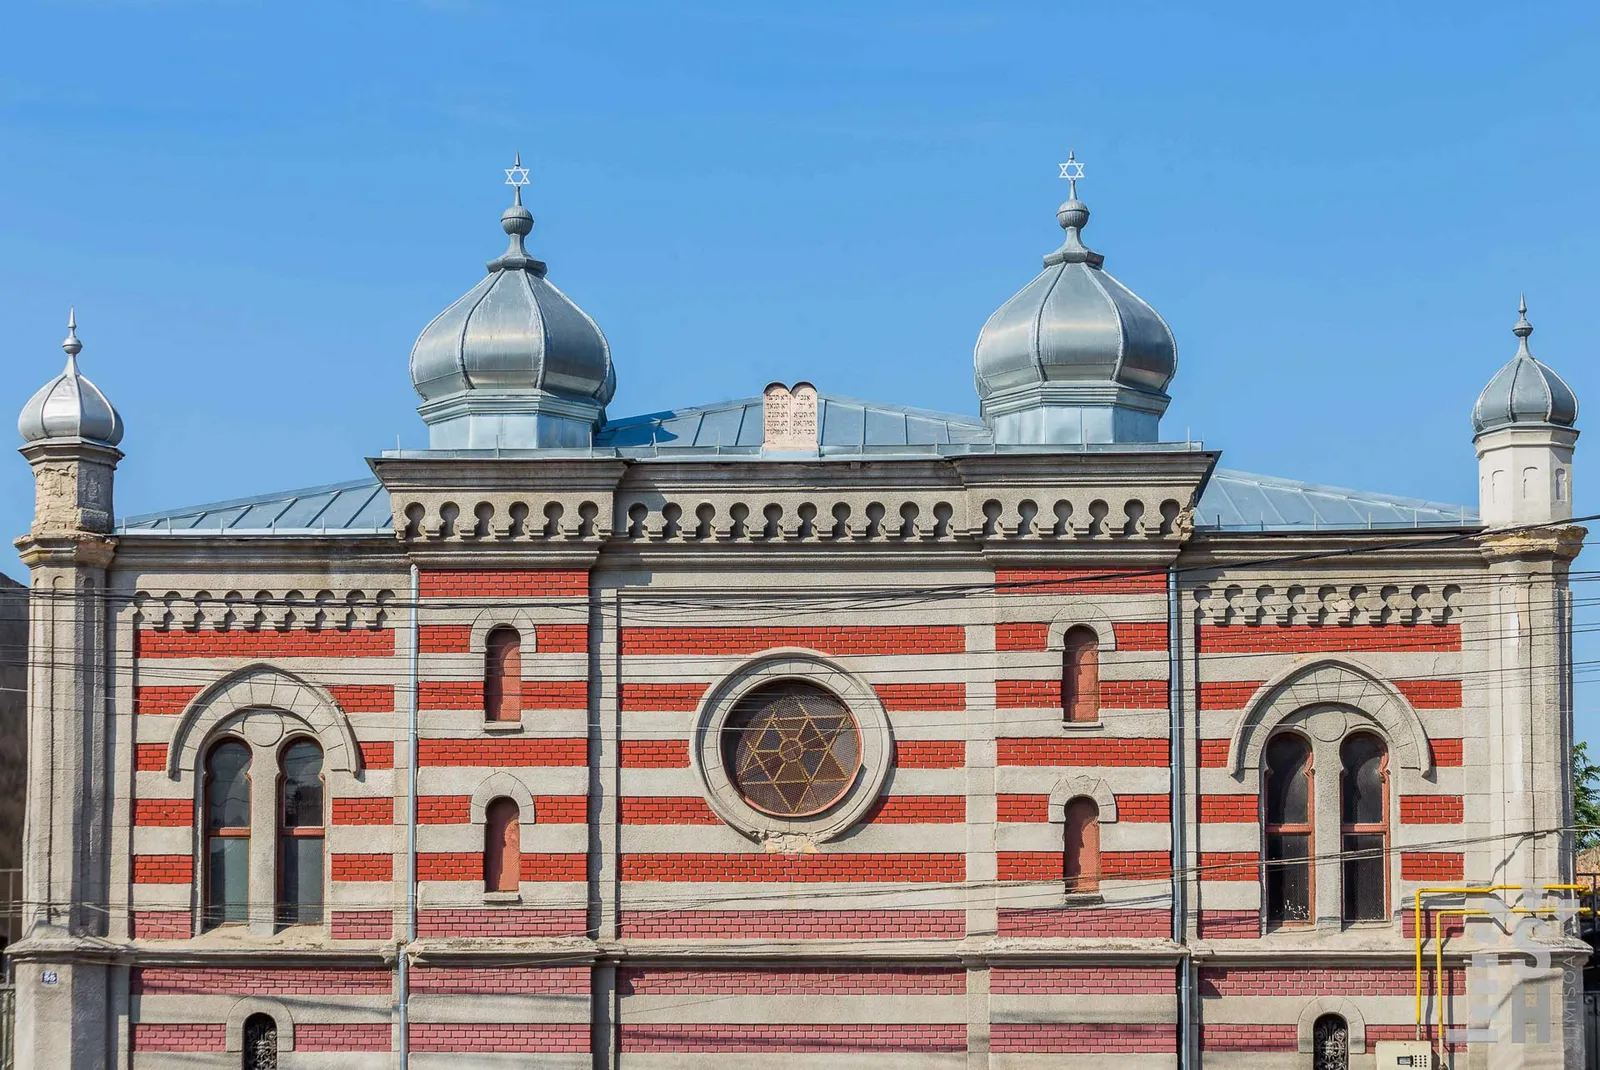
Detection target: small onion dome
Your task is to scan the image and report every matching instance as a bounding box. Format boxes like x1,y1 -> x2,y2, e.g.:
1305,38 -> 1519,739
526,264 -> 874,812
18,309 -> 124,446
409,178 -> 614,409
973,186 -> 1176,409
1471,297 -> 1578,435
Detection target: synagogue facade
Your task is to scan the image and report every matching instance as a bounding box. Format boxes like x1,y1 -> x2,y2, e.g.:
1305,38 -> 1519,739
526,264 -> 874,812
10,161 -> 1588,1068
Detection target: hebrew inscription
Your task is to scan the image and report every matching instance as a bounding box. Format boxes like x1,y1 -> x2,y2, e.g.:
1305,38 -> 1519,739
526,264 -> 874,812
762,382 -> 819,451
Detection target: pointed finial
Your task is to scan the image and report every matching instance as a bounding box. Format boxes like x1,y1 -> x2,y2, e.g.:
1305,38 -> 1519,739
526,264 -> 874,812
504,150 -> 531,207
62,307 -> 82,359
489,153 -> 544,274
1513,293 -> 1534,350
1058,151 -> 1085,201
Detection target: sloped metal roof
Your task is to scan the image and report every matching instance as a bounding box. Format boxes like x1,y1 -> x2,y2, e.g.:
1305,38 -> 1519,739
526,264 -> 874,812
117,396 -> 1477,534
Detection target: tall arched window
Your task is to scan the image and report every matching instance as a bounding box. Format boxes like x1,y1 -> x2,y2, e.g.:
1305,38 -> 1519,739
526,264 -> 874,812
204,740 -> 251,928
1263,733 -> 1313,927
242,1012 -> 278,1070
1063,797 -> 1101,894
484,797 -> 521,893
1339,733 -> 1388,922
1311,1013 -> 1349,1070
485,627 -> 523,723
278,739 -> 324,926
1061,626 -> 1100,724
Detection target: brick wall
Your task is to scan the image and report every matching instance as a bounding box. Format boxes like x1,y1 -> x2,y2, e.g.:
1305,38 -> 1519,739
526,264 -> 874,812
1197,624 -> 1461,653
617,909 -> 964,940
418,568 -> 588,598
136,628 -> 395,658
621,625 -> 965,656
618,1023 -> 966,1053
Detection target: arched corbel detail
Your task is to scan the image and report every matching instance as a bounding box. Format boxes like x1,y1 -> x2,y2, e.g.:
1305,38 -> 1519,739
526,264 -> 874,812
1226,656 -> 1431,778
224,997 -> 296,1052
1296,995 -> 1367,1053
167,663 -> 362,779
468,608 -> 542,654
1048,774 -> 1119,823
470,770 -> 540,827
1046,609 -> 1118,652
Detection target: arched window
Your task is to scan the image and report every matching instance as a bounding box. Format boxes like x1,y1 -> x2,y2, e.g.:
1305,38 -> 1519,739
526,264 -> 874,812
204,739 -> 251,928
1063,796 -> 1101,894
277,739 -> 324,926
242,1012 -> 278,1070
1339,733 -> 1388,922
1061,626 -> 1100,724
484,797 -> 521,893
1556,468 -> 1569,502
1263,733 -> 1312,927
1311,1013 -> 1349,1070
485,627 -> 523,723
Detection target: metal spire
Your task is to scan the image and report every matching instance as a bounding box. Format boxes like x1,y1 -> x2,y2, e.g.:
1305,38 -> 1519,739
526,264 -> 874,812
1058,151 -> 1085,201
489,152 -> 544,275
504,150 -> 531,207
1046,151 -> 1100,267
63,307 -> 82,359
1514,293 -> 1534,353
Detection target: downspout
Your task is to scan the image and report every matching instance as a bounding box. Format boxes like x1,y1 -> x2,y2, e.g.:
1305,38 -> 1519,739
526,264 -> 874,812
399,563 -> 420,1069
1168,565 -> 1191,1069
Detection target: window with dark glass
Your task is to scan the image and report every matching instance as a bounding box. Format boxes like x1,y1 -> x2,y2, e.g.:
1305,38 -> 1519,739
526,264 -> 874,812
1263,733 -> 1313,926
1312,1013 -> 1349,1070
243,1013 -> 278,1070
204,740 -> 251,928
485,626 -> 523,723
277,739 -> 324,926
484,797 -> 521,893
1063,797 -> 1101,894
722,682 -> 861,818
1061,626 -> 1100,724
1339,733 -> 1388,922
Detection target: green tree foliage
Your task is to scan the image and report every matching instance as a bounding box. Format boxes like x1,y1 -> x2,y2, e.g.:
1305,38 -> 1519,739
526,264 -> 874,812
1574,741 -> 1600,852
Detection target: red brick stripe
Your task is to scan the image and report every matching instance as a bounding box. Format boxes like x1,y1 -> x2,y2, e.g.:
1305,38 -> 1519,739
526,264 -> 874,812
1202,966 -> 1464,996
1198,739 -> 1231,768
995,794 -> 1168,822
133,966 -> 392,995
621,853 -> 963,883
621,626 -> 964,657
523,680 -> 588,708
419,681 -> 481,709
621,683 -> 707,711
873,682 -> 966,710
620,966 -> 966,995
996,908 -> 1167,938
998,851 -> 1168,881
417,852 -> 585,882
618,909 -> 965,939
131,1024 -> 226,1051
297,1024 -> 392,1052
620,740 -> 689,768
1197,624 -> 1461,653
410,1023 -> 588,1053
410,966 -> 589,993
536,624 -> 588,652
1197,910 -> 1259,938
862,795 -> 966,823
992,1023 -> 1176,1053
418,569 -> 588,598
620,797 -> 721,824
131,855 -> 191,884
132,799 -> 192,826
996,569 -> 1166,594
1200,1024 -> 1297,1051
1198,795 -> 1257,823
331,854 -> 392,881
1117,794 -> 1171,821
1197,681 -> 1259,710
328,684 -> 394,712
417,738 -> 586,766
895,739 -> 965,767
619,1023 -> 965,1053
419,624 -> 471,652
331,911 -> 393,939
360,740 -> 394,769
1396,679 -> 1463,708
134,685 -> 200,714
991,966 -> 1171,994
137,629 -> 394,658
332,797 -> 394,825
995,622 -> 1049,650
1401,851 -> 1465,881
998,738 -> 1169,766
996,794 -> 1050,822
1200,852 -> 1259,881
135,743 -> 168,771
130,911 -> 190,939
1431,738 -> 1464,766
417,908 -> 587,938
1400,794 -> 1465,824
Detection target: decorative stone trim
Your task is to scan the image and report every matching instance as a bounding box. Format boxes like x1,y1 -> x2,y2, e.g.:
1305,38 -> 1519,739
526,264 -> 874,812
1046,615 -> 1117,652
467,608 -> 542,654
167,664 -> 362,779
134,588 -> 393,632
224,997 -> 295,1052
469,771 -> 540,827
692,650 -> 893,843
1295,995 -> 1367,1054
1047,775 -> 1120,824
1193,582 -> 1460,626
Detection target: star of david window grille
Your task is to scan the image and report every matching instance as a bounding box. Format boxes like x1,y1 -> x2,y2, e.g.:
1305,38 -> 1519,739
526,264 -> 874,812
722,683 -> 862,818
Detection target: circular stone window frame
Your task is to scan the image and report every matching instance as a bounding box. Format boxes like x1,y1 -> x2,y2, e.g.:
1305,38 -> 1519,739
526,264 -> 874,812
693,650 -> 893,843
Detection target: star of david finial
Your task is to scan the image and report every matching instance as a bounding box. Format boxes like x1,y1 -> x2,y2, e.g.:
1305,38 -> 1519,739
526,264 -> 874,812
504,151 -> 531,203
1058,151 -> 1084,200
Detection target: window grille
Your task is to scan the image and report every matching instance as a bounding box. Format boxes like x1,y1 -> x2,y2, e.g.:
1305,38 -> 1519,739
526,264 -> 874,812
723,683 -> 860,817
242,1013 -> 277,1070
1312,1013 -> 1349,1070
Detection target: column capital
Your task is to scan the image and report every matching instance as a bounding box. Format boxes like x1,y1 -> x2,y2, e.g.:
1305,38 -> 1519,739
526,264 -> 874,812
1479,524 -> 1587,564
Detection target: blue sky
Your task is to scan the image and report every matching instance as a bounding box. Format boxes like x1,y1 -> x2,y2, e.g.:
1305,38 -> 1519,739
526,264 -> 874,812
3,2 -> 1599,732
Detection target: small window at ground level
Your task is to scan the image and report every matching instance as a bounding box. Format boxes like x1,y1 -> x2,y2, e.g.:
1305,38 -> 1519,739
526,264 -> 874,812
242,1013 -> 277,1070
1312,1013 -> 1348,1070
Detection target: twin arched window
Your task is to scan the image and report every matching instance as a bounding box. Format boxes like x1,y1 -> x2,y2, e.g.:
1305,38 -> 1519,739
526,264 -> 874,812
1061,626 -> 1099,724
1261,729 -> 1388,927
1063,797 -> 1101,894
484,797 -> 521,893
202,736 -> 325,931
485,626 -> 522,723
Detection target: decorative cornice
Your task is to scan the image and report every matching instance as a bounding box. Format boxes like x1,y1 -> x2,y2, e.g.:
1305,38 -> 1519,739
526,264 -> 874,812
13,532 -> 117,570
1480,525 -> 1587,562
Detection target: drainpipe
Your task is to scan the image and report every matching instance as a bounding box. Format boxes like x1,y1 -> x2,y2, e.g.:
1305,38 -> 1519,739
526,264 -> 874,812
399,563 -> 420,1069
1168,565 -> 1191,1069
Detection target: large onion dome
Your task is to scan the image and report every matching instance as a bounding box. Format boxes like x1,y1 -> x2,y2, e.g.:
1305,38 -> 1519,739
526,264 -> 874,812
410,157 -> 614,449
1471,297 -> 1578,435
18,310 -> 123,447
973,156 -> 1176,444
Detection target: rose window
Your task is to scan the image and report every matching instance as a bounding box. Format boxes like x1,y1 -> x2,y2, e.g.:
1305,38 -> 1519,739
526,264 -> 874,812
722,682 -> 862,817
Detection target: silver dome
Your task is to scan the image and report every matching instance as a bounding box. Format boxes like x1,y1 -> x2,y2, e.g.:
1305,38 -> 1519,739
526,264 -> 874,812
409,168 -> 613,449
1471,298 -> 1578,435
973,176 -> 1176,444
18,310 -> 124,447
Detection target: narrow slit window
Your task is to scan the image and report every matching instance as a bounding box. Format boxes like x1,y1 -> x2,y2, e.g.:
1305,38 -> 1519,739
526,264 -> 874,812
484,797 -> 521,893
485,627 -> 523,723
1263,733 -> 1313,927
278,739 -> 325,926
1339,733 -> 1388,923
204,739 -> 251,929
1061,626 -> 1100,724
1063,797 -> 1101,894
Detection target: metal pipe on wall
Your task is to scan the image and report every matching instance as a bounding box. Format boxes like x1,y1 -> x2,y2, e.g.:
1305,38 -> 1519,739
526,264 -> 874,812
399,562 -> 420,1070
1167,565 -> 1192,1069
